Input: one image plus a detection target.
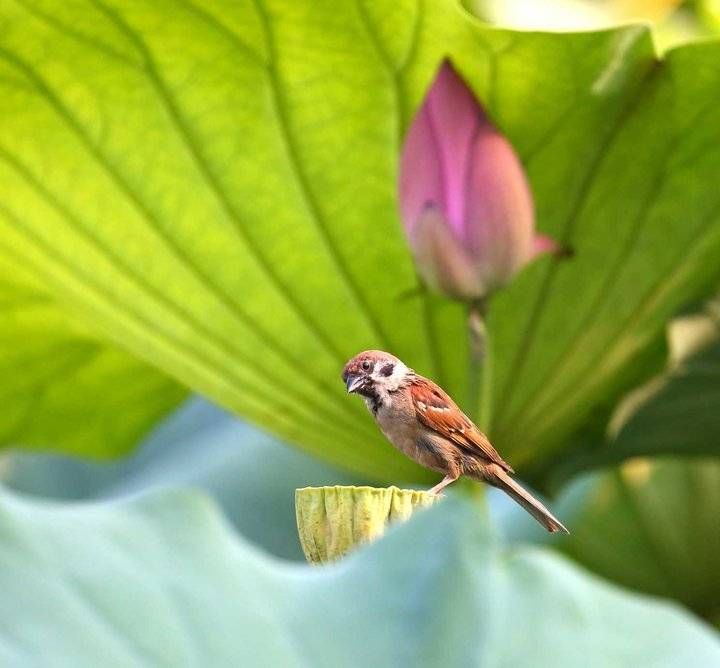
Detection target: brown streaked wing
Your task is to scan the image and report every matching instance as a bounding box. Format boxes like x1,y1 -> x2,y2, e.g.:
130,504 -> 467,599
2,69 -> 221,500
410,377 -> 513,472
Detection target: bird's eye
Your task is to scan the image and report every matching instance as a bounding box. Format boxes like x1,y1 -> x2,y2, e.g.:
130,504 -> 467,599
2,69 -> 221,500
361,360 -> 371,371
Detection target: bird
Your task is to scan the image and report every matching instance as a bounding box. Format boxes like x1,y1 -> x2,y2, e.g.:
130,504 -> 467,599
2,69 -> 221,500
342,350 -> 569,534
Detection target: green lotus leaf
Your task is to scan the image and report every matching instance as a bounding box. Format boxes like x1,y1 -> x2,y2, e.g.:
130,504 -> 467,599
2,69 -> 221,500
0,488 -> 717,665
1,1 -> 719,482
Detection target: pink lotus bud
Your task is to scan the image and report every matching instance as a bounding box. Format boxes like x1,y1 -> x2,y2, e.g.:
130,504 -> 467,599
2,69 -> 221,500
399,60 -> 559,301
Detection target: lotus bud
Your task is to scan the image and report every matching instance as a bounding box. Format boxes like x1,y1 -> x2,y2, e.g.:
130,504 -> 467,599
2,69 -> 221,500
399,60 -> 559,300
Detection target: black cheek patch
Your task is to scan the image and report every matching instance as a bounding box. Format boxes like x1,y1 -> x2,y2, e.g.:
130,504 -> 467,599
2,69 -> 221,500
379,363 -> 395,377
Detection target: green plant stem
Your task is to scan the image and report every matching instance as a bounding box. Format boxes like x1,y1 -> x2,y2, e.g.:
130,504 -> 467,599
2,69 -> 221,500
457,477 -> 488,517
465,301 -> 493,518
467,300 -> 492,433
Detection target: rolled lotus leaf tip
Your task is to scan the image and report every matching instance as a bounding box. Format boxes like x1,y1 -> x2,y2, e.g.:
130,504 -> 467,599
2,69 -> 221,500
295,485 -> 439,564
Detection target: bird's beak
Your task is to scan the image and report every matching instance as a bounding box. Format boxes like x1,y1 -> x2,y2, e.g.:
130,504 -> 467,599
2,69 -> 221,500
345,374 -> 364,394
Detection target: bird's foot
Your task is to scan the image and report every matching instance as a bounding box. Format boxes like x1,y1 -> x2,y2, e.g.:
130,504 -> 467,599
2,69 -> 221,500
427,474 -> 459,496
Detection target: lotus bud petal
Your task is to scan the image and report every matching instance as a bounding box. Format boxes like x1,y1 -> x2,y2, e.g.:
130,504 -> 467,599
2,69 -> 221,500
399,60 -> 560,300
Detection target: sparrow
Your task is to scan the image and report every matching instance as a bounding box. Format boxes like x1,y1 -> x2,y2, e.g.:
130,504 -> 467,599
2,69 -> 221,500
342,350 -> 569,533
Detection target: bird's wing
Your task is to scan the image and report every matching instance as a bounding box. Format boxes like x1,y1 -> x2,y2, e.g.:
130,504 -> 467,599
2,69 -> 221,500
409,377 -> 513,473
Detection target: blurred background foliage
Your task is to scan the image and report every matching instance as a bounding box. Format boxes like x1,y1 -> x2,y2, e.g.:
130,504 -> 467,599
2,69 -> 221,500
469,0 -> 720,52
0,0 -> 719,664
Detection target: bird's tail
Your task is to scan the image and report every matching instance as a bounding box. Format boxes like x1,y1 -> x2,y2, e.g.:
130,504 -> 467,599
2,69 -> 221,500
483,464 -> 569,534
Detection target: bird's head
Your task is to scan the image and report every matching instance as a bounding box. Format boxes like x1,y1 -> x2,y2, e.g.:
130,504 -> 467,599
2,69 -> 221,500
341,350 -> 410,397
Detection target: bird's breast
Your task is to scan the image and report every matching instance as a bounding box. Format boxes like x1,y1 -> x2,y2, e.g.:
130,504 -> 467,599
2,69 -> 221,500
373,396 -> 429,462
373,393 -> 407,432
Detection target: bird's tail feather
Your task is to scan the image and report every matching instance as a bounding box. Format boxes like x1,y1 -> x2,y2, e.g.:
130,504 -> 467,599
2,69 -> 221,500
484,464 -> 569,534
